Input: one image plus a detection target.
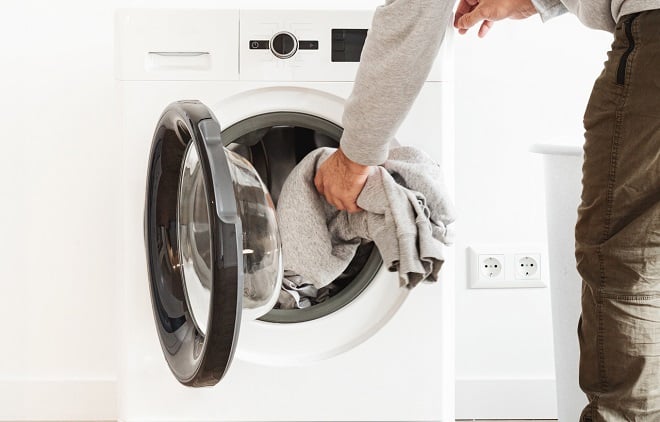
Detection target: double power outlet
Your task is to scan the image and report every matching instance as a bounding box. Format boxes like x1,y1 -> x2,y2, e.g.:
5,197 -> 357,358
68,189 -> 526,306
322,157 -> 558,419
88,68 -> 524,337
468,244 -> 546,289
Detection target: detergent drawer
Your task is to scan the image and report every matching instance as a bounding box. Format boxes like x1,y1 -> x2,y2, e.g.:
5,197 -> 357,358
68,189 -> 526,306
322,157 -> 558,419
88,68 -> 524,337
115,9 -> 239,81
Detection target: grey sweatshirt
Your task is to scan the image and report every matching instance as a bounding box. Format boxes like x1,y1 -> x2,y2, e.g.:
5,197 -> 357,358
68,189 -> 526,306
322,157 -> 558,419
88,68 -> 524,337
340,0 -> 660,166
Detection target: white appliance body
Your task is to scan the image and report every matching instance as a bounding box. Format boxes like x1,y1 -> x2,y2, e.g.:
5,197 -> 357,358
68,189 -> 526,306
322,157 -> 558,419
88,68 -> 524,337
533,144 -> 589,421
117,8 -> 455,421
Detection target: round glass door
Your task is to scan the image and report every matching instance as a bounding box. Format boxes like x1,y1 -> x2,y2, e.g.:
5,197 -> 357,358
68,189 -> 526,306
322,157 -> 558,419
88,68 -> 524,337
177,137 -> 283,337
145,100 -> 282,387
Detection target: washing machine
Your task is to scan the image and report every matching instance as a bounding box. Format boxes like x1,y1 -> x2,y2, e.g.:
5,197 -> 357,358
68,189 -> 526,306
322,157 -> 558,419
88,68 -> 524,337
116,7 -> 455,421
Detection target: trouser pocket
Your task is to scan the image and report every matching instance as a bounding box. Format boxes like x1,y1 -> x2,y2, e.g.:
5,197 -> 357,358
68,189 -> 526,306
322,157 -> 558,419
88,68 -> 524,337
616,13 -> 640,85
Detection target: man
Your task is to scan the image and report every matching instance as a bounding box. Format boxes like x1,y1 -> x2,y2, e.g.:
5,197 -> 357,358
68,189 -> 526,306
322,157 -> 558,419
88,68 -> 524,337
315,0 -> 660,420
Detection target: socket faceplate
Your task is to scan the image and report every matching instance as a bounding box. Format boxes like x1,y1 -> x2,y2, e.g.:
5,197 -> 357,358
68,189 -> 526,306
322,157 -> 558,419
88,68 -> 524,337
468,245 -> 547,289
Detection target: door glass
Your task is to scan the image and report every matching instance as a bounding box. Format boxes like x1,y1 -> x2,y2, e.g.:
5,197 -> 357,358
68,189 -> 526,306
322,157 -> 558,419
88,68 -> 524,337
178,142 -> 212,336
225,150 -> 282,309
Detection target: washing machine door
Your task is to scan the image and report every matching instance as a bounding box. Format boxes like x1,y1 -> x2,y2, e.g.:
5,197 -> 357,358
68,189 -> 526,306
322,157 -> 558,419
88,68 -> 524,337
144,101 -> 283,387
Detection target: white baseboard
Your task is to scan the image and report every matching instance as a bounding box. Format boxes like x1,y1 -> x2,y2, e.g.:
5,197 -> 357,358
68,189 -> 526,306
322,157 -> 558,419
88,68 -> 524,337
0,378 -> 555,421
0,379 -> 116,421
456,378 -> 558,420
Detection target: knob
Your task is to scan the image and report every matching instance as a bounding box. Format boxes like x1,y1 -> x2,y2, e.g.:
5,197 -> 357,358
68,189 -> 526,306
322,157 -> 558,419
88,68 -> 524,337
270,32 -> 298,59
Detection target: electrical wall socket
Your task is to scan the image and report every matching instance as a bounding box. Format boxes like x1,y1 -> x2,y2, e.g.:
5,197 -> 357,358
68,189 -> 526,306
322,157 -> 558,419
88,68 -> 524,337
515,254 -> 541,280
480,255 -> 505,280
468,244 -> 546,289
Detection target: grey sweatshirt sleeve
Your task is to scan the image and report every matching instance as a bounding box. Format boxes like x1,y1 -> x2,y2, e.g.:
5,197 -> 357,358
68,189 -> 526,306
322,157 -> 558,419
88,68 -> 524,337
340,0 -> 452,166
531,0 -> 569,21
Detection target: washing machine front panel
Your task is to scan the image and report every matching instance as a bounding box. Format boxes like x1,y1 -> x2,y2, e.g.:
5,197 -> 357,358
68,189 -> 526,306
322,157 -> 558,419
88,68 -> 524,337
145,100 -> 282,387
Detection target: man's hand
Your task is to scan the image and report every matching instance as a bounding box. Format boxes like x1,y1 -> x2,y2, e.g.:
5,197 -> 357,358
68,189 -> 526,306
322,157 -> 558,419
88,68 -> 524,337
314,149 -> 371,213
454,0 -> 537,37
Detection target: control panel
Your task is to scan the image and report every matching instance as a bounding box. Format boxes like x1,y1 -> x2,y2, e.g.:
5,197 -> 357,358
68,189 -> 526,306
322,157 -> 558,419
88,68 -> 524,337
239,9 -> 374,81
248,27 -> 365,63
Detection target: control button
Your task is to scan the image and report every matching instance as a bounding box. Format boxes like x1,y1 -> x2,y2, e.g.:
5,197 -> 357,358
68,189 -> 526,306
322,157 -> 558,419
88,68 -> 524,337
270,31 -> 298,59
298,40 -> 319,50
249,40 -> 269,50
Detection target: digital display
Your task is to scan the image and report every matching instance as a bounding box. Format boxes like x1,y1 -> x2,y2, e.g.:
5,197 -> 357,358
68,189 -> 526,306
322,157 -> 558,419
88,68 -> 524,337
331,29 -> 368,62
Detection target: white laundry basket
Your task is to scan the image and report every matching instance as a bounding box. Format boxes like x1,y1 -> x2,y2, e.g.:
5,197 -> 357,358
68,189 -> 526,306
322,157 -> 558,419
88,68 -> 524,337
532,143 -> 589,421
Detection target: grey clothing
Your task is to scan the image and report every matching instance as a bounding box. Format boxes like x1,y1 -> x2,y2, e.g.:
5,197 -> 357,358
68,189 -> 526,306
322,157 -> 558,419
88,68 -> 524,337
277,271 -> 338,310
277,146 -> 455,292
340,0 -> 450,166
532,0 -> 660,29
278,271 -> 320,309
340,0 -> 660,168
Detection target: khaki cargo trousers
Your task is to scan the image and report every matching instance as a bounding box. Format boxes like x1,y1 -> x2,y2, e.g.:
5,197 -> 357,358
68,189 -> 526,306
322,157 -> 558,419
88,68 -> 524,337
577,9 -> 660,421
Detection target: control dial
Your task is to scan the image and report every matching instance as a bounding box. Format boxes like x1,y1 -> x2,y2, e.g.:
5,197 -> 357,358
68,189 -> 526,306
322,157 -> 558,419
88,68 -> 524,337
270,31 -> 298,59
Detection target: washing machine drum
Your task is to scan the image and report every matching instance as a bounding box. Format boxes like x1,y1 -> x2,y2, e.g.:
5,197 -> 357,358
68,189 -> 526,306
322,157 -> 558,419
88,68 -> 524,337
145,101 -> 283,387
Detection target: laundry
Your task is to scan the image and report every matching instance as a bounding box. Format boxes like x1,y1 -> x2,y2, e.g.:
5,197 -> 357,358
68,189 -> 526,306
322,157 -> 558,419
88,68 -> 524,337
276,270 -> 337,309
276,146 -> 456,308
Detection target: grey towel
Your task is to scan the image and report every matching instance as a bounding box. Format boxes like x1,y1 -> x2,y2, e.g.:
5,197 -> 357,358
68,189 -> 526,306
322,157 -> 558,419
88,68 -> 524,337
277,146 -> 455,293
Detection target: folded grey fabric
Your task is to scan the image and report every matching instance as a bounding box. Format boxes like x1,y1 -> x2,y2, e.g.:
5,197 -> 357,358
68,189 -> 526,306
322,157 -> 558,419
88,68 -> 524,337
277,270 -> 337,310
277,146 -> 455,294
277,271 -> 318,309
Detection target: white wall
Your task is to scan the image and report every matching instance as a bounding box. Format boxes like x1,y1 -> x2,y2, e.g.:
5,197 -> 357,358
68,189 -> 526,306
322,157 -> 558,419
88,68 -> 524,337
454,13 -> 612,419
0,1 -> 119,420
0,0 -> 613,420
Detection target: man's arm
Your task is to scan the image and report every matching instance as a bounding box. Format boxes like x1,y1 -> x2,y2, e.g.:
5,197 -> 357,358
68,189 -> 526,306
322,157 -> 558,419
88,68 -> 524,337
340,0 -> 452,166
315,0 -> 453,212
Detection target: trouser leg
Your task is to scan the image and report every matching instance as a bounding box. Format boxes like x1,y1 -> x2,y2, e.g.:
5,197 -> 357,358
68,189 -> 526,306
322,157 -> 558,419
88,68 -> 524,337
576,10 -> 660,421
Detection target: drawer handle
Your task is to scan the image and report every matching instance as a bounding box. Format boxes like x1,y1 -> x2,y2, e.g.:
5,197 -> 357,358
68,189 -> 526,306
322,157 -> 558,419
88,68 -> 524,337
148,52 -> 210,57
146,52 -> 212,71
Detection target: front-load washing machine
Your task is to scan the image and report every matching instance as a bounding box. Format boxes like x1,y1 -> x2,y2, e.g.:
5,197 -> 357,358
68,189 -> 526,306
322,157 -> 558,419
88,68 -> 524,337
116,7 -> 455,421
